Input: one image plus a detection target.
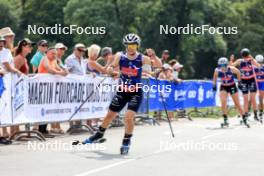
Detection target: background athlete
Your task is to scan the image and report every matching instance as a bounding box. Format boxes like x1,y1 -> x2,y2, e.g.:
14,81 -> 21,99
254,54 -> 264,123
82,33 -> 162,154
213,57 -> 249,127
230,48 -> 260,122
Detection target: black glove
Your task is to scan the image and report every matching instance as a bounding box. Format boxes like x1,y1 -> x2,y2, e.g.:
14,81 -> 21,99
238,81 -> 243,90
213,85 -> 217,92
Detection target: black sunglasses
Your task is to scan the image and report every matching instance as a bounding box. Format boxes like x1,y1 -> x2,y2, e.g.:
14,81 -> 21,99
77,48 -> 85,52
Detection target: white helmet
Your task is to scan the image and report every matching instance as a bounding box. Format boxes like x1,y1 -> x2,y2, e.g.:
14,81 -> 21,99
255,54 -> 264,63
123,33 -> 141,46
218,57 -> 228,67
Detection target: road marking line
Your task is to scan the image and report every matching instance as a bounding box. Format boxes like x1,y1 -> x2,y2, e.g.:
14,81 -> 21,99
201,132 -> 227,139
74,159 -> 135,176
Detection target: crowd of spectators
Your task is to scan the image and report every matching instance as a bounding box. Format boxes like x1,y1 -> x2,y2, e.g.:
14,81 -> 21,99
0,26 -> 183,144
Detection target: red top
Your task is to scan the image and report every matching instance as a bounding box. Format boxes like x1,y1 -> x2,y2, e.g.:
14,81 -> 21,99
14,55 -> 29,74
19,58 -> 29,74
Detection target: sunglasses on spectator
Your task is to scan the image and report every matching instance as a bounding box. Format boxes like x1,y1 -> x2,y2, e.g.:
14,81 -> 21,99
77,48 -> 85,52
41,44 -> 48,47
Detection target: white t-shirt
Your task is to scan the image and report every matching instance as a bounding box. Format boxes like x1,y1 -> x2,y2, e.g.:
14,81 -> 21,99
172,70 -> 179,80
0,48 -> 13,71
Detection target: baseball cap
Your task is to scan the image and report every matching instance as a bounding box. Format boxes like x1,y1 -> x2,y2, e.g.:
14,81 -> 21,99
163,63 -> 172,70
173,63 -> 183,69
46,47 -> 56,53
38,40 -> 48,46
18,38 -> 36,46
162,50 -> 169,54
55,43 -> 68,50
74,43 -> 85,49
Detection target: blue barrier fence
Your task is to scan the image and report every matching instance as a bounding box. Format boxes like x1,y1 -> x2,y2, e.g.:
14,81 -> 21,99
138,79 -> 215,113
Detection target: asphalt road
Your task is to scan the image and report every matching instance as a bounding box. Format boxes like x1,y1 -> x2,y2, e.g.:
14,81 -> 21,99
1,117 -> 264,176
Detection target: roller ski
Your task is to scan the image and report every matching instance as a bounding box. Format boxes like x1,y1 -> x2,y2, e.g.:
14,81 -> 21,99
72,127 -> 106,145
72,138 -> 106,145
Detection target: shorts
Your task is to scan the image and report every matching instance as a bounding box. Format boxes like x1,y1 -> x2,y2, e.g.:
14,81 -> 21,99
240,78 -> 257,94
220,84 -> 238,95
109,90 -> 143,113
257,82 -> 264,91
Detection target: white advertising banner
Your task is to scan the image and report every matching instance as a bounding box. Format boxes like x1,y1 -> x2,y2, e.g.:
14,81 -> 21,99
12,74 -> 117,124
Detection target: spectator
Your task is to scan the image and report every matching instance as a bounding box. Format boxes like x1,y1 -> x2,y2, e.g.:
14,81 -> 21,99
143,48 -> 160,77
38,47 -> 68,75
87,44 -> 106,75
65,43 -> 87,75
159,64 -> 175,121
55,42 -> 68,70
12,38 -> 35,135
14,38 -> 35,74
0,27 -> 22,140
50,43 -> 68,134
38,47 -> 68,137
30,40 -> 48,73
30,40 -> 48,131
0,35 -> 12,145
65,43 -> 87,128
159,64 -> 174,80
86,44 -> 104,128
170,60 -> 183,82
97,47 -> 114,67
161,50 -> 170,64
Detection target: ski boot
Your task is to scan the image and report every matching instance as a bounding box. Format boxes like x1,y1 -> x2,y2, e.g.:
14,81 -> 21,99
120,143 -> 130,155
120,134 -> 132,155
259,111 -> 263,124
253,110 -> 260,122
221,116 -> 229,128
242,115 -> 250,128
240,112 -> 249,125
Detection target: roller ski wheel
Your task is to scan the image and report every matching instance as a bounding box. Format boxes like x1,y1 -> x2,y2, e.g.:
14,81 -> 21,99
120,145 -> 130,155
72,138 -> 106,145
